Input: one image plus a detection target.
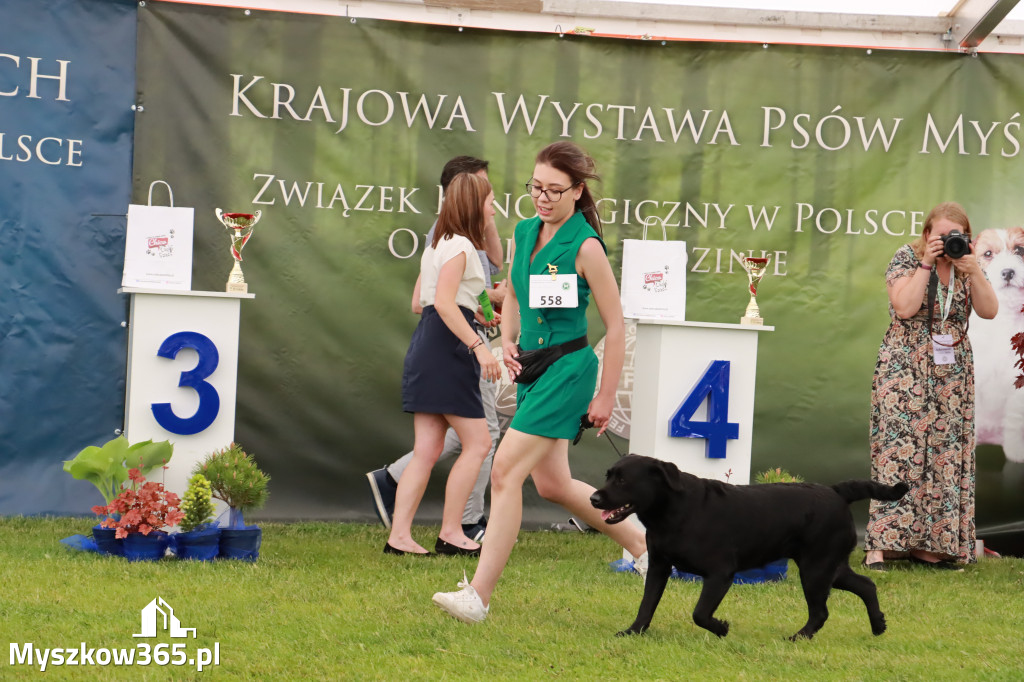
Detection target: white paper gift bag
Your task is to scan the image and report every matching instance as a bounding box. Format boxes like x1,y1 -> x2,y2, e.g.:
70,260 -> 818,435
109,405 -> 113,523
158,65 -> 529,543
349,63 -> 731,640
122,181 -> 194,290
620,218 -> 687,321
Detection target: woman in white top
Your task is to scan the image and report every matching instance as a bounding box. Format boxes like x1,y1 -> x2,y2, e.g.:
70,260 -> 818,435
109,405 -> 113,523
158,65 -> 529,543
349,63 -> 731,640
386,172 -> 501,556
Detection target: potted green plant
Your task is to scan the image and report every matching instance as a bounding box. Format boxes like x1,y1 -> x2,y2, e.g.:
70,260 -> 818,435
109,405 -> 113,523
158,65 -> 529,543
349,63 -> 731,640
194,443 -> 270,561
754,468 -> 804,485
172,474 -> 220,561
63,436 -> 173,555
91,468 -> 184,561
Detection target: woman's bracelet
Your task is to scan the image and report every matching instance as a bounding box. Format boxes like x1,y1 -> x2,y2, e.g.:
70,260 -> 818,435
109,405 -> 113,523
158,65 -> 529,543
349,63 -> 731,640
919,262 -> 933,271
468,339 -> 483,353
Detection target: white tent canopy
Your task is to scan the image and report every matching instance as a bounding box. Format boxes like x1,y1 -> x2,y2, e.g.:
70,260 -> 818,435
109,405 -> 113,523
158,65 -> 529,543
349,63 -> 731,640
189,0 -> 1024,52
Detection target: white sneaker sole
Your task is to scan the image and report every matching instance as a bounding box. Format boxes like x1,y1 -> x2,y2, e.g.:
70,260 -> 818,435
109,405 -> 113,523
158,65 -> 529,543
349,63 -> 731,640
432,593 -> 487,624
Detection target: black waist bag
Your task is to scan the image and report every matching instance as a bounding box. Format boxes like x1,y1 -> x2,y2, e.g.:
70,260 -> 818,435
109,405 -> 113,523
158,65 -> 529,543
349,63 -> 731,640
513,335 -> 588,385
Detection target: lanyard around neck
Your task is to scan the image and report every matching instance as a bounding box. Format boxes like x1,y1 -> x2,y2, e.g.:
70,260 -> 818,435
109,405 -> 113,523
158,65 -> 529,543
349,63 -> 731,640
936,264 -> 955,324
926,263 -> 969,346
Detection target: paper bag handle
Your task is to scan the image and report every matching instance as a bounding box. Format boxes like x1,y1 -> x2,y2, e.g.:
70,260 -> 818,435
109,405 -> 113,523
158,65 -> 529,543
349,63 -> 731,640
641,215 -> 667,241
147,180 -> 174,207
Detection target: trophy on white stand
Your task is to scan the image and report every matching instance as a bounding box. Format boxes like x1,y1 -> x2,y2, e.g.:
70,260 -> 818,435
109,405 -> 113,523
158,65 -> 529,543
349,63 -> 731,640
215,209 -> 260,293
740,257 -> 770,325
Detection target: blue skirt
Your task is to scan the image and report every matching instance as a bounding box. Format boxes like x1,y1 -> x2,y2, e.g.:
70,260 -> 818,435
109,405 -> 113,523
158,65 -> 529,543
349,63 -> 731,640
402,306 -> 483,418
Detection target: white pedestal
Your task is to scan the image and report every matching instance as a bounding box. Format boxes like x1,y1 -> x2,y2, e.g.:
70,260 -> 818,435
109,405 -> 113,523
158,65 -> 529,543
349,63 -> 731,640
624,319 -> 772,561
120,288 -> 254,497
629,319 -> 774,485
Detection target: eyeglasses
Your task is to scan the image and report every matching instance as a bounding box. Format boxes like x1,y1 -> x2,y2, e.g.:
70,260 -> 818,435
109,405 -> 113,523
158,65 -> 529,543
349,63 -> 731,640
525,182 -> 579,202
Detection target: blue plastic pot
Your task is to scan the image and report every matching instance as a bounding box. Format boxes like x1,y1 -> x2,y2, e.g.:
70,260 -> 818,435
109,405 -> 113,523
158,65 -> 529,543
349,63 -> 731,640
173,527 -> 221,561
758,558 -> 789,582
122,531 -> 170,562
92,524 -> 124,556
673,558 -> 789,584
219,526 -> 261,561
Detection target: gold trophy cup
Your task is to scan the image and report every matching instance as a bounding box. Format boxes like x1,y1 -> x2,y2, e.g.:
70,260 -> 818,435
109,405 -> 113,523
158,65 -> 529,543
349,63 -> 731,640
740,256 -> 770,325
215,209 -> 260,293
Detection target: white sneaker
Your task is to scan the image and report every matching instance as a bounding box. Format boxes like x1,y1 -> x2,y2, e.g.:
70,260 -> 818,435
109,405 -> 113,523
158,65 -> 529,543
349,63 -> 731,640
432,572 -> 489,624
632,551 -> 649,582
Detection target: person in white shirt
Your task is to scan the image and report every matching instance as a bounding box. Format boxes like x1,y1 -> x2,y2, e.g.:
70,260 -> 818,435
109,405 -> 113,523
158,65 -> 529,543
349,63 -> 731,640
366,156 -> 503,546
367,156 -> 504,548
384,172 -> 501,556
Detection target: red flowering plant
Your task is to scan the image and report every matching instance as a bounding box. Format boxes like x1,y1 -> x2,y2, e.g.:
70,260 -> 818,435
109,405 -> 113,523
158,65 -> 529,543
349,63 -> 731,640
1014,311 -> 1024,389
91,468 -> 185,539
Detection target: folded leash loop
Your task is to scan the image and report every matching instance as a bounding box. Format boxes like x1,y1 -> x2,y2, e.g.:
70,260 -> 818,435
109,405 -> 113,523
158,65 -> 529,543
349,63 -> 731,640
573,415 -> 593,445
572,413 -> 625,457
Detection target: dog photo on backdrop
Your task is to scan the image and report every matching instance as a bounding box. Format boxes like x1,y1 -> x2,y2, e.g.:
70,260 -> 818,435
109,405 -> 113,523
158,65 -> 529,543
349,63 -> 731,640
969,227 -> 1024,463
590,454 -> 908,640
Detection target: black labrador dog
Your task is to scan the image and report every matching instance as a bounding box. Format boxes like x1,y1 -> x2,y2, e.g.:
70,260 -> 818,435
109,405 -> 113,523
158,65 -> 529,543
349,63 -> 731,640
591,454 -> 908,640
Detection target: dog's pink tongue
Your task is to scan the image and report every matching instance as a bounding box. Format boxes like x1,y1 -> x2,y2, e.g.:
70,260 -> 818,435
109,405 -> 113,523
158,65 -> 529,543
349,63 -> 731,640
600,509 -> 612,521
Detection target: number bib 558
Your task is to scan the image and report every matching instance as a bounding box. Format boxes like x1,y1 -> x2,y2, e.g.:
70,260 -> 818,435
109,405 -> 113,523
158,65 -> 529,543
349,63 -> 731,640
529,274 -> 578,309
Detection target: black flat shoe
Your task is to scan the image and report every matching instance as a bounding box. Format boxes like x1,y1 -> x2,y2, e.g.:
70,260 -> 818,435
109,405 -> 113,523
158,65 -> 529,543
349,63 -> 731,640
861,558 -> 887,572
434,537 -> 481,557
910,556 -> 963,571
383,542 -> 431,556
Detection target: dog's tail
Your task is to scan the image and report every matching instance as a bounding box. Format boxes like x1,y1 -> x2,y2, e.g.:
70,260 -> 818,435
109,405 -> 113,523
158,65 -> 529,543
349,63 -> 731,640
831,480 -> 909,504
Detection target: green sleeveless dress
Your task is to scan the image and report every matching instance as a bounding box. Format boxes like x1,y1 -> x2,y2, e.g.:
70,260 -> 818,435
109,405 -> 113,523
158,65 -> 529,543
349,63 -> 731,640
510,211 -> 605,439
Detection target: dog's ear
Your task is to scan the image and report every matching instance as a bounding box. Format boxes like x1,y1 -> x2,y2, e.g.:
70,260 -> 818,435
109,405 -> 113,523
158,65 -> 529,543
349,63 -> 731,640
655,459 -> 689,492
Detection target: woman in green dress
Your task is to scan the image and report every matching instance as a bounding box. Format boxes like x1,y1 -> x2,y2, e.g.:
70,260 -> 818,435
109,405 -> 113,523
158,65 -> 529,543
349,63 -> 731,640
433,142 -> 648,624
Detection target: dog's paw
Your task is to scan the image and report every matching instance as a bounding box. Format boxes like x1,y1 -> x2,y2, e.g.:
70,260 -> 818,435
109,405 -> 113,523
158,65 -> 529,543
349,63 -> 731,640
694,615 -> 730,637
615,628 -> 642,637
871,613 -> 887,636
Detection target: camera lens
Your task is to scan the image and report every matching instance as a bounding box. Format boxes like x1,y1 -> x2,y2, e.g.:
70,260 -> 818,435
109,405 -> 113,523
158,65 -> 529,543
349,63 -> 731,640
940,230 -> 970,259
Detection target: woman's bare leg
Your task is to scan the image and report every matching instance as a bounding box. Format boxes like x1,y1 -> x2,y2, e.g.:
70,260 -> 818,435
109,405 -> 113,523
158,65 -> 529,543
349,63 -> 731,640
386,413 -> 447,554
531,442 -> 646,558
469,429 -> 558,605
439,414 -> 492,549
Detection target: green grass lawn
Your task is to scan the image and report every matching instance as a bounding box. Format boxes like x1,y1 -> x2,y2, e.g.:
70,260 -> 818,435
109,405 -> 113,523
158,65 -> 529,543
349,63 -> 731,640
1,517 -> 1022,681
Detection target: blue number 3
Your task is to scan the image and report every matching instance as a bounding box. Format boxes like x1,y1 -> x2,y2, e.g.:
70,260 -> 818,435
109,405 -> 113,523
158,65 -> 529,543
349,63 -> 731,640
151,331 -> 221,436
669,360 -> 739,459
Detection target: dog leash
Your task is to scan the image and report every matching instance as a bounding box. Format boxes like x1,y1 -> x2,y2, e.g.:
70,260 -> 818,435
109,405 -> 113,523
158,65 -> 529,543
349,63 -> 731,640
573,415 -> 626,457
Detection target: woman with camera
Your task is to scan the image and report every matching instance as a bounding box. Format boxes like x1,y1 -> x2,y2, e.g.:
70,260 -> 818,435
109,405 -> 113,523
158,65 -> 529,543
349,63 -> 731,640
864,202 -> 998,570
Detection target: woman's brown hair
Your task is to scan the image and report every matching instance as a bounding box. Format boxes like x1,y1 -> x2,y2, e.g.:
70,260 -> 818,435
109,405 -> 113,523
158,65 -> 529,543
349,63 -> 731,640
433,172 -> 491,250
535,141 -> 603,237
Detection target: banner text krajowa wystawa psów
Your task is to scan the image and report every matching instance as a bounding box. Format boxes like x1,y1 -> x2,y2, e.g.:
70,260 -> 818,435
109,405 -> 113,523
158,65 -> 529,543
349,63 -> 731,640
133,3 -> 1024,527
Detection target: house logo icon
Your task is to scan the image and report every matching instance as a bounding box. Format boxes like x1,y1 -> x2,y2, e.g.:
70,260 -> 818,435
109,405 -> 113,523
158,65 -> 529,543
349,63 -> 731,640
133,597 -> 197,638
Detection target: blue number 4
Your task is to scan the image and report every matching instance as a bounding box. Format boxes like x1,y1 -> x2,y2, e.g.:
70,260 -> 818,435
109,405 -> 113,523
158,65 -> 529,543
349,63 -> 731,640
669,360 -> 739,459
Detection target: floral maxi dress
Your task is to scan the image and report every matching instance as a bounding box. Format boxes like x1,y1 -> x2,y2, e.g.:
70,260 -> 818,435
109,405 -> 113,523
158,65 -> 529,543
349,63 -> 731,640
864,244 -> 976,563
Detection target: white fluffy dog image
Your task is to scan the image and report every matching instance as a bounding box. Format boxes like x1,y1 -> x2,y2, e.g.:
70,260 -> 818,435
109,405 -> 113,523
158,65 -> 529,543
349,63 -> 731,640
969,227 -> 1024,463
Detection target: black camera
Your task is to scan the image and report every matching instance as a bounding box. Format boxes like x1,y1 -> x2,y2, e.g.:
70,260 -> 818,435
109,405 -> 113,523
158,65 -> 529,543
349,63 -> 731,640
940,230 -> 970,259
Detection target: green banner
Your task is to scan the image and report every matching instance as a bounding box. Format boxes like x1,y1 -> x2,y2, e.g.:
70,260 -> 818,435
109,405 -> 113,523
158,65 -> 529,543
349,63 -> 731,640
134,3 -> 1024,528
